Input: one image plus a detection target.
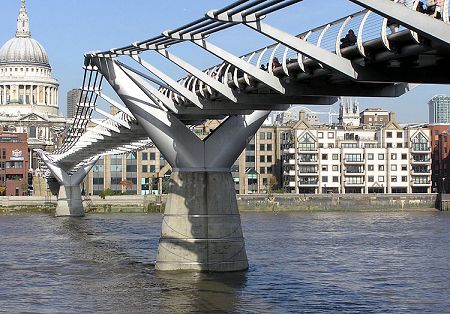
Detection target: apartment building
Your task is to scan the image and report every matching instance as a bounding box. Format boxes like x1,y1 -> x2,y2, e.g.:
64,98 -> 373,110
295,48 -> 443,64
282,112 -> 432,194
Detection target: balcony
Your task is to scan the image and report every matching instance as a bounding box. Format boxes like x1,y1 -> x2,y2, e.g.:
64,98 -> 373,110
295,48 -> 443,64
411,181 -> 431,186
283,148 -> 296,154
298,148 -> 318,154
298,178 -> 319,186
298,158 -> 318,164
344,181 -> 365,187
411,146 -> 431,153
288,159 -> 296,165
411,169 -> 431,175
343,159 -> 365,164
288,181 -> 296,188
344,170 -> 365,176
411,158 -> 431,164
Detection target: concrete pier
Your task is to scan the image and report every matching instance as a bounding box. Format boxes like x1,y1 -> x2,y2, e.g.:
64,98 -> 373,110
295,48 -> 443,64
55,185 -> 85,217
156,171 -> 248,272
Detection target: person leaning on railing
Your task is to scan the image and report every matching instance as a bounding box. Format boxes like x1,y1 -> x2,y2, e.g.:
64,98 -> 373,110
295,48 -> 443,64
340,29 -> 356,49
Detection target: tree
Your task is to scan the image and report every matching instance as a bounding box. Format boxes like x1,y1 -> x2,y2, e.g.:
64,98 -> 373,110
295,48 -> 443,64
267,175 -> 278,195
119,179 -> 133,193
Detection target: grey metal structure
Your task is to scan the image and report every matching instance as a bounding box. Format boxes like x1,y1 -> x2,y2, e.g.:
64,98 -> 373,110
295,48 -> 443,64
39,0 -> 450,271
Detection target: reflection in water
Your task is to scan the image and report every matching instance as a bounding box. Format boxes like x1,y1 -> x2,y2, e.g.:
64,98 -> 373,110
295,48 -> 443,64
1,211 -> 450,313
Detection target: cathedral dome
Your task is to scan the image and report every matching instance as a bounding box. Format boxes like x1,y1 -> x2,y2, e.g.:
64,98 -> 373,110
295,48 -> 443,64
0,37 -> 49,67
0,0 -> 50,68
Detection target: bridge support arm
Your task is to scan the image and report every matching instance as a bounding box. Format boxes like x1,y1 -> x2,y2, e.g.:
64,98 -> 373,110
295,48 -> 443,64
38,152 -> 99,217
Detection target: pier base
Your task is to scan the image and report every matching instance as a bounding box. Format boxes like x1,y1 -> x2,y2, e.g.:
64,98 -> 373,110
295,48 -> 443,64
55,185 -> 84,217
156,171 -> 248,272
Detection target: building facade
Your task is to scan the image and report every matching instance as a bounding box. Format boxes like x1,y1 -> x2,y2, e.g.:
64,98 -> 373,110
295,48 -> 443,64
66,89 -> 84,118
360,108 -> 390,126
429,124 -> 450,193
0,132 -> 29,196
281,113 -> 432,194
429,95 -> 450,124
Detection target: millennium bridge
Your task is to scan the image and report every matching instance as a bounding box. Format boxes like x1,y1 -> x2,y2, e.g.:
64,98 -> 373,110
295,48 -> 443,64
37,0 -> 450,272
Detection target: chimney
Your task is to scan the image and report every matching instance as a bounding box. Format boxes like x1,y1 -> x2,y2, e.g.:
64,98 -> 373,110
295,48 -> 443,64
389,112 -> 397,123
299,111 -> 306,121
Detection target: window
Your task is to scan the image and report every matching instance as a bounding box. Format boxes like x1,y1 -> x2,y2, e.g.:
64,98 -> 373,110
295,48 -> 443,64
397,143 -> 403,148
387,143 -> 392,148
391,176 -> 397,182
402,154 -> 407,160
401,165 -> 407,171
260,144 -> 265,151
322,154 -> 328,160
378,154 -> 384,160
368,153 -> 374,160
318,132 -> 323,139
245,156 -> 255,162
267,132 -> 272,140
259,156 -> 265,163
333,176 -> 339,183
322,165 -> 328,171
345,154 -> 363,162
391,165 -> 397,171
332,154 -> 339,160
322,176 -> 328,183
378,176 -> 385,182
412,133 -> 429,151
142,165 -> 148,173
267,144 -> 272,151
260,167 -> 265,174
267,156 -> 272,163
332,165 -> 339,171
368,165 -> 374,171
260,132 -> 265,140
387,132 -> 392,138
328,132 -> 334,139
150,152 -> 156,160
142,152 -> 148,160
402,176 -> 408,182
378,165 -> 384,171
397,132 -> 403,138
391,153 -> 397,160
368,176 -> 374,182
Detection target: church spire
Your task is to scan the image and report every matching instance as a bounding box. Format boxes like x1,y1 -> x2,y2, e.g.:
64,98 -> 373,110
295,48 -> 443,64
16,0 -> 31,38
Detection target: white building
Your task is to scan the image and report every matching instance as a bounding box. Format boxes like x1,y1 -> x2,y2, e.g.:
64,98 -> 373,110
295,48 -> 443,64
282,112 -> 432,194
0,0 -> 68,169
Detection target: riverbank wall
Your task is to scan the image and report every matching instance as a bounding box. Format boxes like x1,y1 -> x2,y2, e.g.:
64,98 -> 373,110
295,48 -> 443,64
0,193 -> 438,213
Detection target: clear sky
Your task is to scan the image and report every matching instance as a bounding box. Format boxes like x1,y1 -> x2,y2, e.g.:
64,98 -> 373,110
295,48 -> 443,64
1,0 -> 449,123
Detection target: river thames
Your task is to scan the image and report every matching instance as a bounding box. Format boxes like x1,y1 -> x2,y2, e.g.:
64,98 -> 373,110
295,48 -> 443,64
1,211 -> 449,313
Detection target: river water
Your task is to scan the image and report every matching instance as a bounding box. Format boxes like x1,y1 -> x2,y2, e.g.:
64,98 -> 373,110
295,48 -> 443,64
1,211 -> 449,313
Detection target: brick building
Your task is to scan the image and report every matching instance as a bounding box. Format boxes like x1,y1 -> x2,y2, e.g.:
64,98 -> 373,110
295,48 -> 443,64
0,132 -> 30,196
428,124 -> 450,192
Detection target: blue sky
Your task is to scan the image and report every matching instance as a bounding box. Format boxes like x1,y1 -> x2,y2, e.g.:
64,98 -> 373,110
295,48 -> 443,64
1,0 -> 449,123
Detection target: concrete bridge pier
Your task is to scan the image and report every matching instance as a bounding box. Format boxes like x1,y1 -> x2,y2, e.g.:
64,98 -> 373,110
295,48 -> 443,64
157,171 -> 248,272
37,151 -> 98,217
140,111 -> 269,272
